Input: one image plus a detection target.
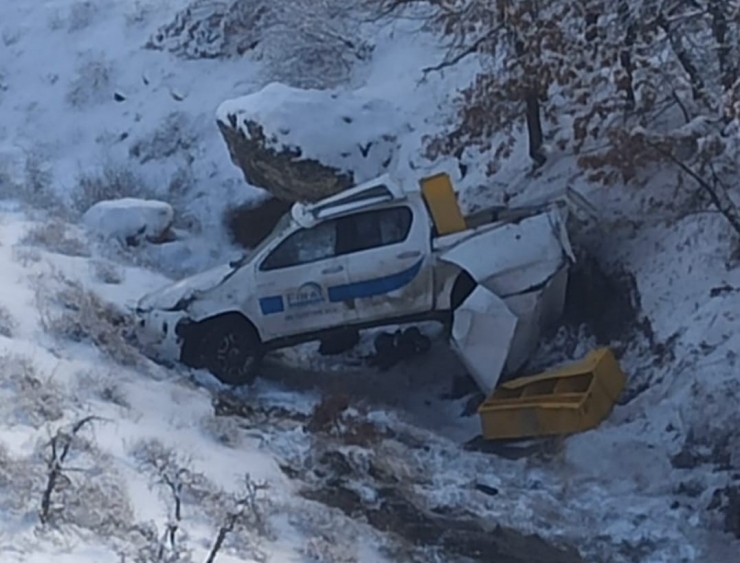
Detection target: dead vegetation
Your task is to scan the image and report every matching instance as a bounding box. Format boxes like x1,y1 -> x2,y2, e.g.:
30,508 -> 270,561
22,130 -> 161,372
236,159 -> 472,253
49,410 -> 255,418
72,160 -> 156,214
36,415 -> 135,539
146,0 -> 373,89
21,219 -> 91,257
0,305 -> 17,337
34,269 -> 140,366
89,259 -> 125,284
131,438 -> 272,562
0,355 -> 69,427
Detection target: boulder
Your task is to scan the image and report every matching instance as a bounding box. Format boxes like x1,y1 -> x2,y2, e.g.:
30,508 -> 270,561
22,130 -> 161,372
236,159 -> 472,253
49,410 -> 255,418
216,82 -> 404,202
82,198 -> 174,246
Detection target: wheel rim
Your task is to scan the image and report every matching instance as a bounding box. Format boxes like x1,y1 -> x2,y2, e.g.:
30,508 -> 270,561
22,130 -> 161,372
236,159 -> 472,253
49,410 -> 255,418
210,330 -> 256,383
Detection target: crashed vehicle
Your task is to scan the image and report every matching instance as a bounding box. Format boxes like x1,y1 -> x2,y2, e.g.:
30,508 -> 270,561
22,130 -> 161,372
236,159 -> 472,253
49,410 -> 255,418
134,173 -> 576,393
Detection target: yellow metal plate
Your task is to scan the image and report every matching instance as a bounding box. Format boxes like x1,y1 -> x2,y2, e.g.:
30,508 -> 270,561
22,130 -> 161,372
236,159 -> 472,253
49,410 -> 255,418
419,173 -> 467,235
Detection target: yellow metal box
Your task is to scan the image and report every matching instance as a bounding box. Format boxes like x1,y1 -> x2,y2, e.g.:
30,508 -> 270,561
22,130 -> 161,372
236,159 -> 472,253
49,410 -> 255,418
478,348 -> 626,440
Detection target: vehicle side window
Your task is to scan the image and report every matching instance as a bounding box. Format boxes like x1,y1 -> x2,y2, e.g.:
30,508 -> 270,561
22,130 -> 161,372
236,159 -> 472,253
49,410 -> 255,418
336,206 -> 413,255
260,221 -> 337,271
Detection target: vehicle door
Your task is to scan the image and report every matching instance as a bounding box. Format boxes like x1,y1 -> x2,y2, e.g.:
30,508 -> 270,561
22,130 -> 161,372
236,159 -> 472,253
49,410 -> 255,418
333,204 -> 434,324
253,219 -> 354,340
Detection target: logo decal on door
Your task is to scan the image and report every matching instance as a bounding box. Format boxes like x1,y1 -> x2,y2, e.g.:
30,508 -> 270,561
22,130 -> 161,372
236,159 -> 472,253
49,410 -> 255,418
286,282 -> 324,308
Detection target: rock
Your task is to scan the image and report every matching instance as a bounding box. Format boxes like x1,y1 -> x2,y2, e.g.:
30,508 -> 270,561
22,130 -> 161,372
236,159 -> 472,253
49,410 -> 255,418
82,198 -> 174,246
216,82 -> 403,202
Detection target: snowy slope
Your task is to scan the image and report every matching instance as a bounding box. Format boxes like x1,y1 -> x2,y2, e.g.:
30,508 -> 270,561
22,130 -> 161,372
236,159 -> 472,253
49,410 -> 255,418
1,0 -> 740,562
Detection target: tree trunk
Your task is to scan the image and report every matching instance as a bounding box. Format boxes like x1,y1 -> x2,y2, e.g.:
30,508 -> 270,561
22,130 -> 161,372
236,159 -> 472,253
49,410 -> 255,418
707,0 -> 736,92
525,89 -> 546,167
657,13 -> 708,106
617,1 -> 636,110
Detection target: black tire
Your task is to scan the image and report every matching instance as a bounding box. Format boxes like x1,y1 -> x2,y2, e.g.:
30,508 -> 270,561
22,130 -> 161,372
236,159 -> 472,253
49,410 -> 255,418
194,316 -> 262,386
450,270 -> 476,311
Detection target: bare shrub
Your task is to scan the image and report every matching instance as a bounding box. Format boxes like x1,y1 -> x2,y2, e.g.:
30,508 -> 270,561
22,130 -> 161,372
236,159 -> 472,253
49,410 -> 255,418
72,160 -> 154,214
147,0 -> 372,89
67,1 -> 99,32
35,270 -> 140,366
0,443 -> 43,516
131,439 -> 221,514
1,28 -> 22,47
37,416 -> 135,537
129,111 -> 198,163
12,245 -> 42,266
204,475 -> 270,562
66,53 -> 114,108
75,369 -> 130,408
125,1 -> 157,28
21,149 -> 63,211
302,536 -> 359,563
21,219 -> 91,257
0,355 -> 68,427
257,0 -> 374,89
0,305 -> 17,337
90,259 -> 125,285
131,439 -> 272,560
200,415 -> 244,449
0,147 -> 64,211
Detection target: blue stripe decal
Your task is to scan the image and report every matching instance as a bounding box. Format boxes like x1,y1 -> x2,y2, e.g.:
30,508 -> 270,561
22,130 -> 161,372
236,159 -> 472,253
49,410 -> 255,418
259,295 -> 284,315
327,259 -> 423,302
258,258 -> 424,315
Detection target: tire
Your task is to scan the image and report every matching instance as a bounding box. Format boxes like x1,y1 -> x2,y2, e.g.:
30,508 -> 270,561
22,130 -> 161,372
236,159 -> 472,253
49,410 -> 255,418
450,270 -> 476,311
193,316 -> 262,386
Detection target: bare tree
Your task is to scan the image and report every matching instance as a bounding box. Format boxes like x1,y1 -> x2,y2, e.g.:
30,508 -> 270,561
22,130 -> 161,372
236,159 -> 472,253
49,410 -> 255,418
204,475 -> 269,563
40,415 -> 99,524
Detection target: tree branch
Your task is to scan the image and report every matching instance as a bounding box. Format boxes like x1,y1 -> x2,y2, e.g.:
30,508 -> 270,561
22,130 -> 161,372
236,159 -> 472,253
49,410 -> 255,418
422,24 -> 504,75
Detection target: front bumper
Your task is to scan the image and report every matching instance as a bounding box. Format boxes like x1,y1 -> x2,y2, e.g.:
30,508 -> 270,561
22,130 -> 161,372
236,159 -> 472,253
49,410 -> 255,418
134,308 -> 191,364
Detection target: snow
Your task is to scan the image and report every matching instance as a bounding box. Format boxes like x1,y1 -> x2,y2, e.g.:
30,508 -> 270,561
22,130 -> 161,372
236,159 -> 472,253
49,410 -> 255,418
82,197 -> 174,243
217,83 -> 403,185
0,0 -> 739,561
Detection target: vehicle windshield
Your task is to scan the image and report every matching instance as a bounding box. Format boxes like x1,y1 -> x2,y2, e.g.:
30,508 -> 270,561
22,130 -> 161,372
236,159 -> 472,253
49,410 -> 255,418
229,212 -> 293,268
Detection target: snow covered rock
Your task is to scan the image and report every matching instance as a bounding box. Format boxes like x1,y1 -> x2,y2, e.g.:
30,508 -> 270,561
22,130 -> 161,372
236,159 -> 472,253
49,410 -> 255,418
82,198 -> 174,245
216,82 -> 404,202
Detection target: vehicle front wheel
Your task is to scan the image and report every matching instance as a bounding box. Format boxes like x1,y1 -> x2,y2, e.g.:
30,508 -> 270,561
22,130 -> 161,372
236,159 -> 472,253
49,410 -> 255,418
192,317 -> 262,386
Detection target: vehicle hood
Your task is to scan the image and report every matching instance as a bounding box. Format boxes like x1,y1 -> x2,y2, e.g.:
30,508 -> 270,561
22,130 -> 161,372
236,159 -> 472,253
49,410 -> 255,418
136,263 -> 237,312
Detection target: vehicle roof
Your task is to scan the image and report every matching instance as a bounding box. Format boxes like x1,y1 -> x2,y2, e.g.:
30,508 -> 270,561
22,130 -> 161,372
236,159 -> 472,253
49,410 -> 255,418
290,174 -> 415,228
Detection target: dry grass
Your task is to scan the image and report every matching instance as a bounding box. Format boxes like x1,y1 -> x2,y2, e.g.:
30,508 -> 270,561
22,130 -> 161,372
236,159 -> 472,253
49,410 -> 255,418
35,270 -> 140,366
21,220 -> 91,257
0,305 -> 17,338
89,259 -> 125,285
0,355 -> 69,427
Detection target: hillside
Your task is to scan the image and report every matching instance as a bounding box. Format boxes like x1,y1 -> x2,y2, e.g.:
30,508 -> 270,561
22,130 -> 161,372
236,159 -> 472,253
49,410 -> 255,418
1,1 -> 739,562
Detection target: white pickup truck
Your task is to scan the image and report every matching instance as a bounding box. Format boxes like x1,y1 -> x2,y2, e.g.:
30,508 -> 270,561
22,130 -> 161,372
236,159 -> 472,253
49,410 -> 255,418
134,173 -> 576,393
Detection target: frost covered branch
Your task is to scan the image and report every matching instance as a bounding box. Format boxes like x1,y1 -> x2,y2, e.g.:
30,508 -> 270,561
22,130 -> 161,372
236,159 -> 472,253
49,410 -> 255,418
40,415 -> 100,524
204,474 -> 269,563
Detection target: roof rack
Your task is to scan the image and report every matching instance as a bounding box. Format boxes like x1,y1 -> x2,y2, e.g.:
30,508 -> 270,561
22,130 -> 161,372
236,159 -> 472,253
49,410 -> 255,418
291,173 -> 405,228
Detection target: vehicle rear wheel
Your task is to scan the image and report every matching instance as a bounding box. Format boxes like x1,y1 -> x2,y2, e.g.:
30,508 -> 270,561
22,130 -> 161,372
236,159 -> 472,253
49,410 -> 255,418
450,270 -> 476,311
195,317 -> 262,386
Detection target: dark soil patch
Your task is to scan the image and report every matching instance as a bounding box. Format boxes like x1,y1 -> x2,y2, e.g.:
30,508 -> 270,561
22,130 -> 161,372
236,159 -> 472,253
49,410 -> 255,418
562,251 -> 648,348
224,196 -> 292,249
212,391 -> 310,424
708,485 -> 740,538
670,430 -> 732,471
300,449 -> 584,563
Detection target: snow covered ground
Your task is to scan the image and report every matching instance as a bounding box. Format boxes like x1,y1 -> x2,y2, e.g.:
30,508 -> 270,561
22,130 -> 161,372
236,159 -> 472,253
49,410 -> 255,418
1,0 -> 740,562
